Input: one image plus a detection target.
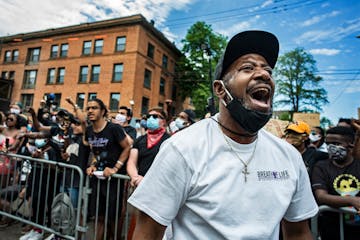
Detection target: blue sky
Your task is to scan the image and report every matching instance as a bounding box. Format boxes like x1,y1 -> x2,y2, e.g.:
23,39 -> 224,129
0,0 -> 359,124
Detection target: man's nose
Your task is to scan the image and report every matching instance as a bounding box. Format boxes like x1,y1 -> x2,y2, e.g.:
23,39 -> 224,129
254,68 -> 271,81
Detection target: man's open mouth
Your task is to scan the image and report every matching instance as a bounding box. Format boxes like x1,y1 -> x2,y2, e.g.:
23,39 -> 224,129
247,85 -> 272,110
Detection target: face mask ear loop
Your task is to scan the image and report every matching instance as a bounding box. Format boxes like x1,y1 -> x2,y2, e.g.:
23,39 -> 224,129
220,80 -> 234,107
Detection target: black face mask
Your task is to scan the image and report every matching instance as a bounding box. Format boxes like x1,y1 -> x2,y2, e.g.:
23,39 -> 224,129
221,81 -> 272,134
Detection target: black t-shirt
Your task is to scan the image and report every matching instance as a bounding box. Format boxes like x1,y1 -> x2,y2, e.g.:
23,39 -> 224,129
85,122 -> 126,173
312,159 -> 360,196
312,159 -> 360,225
133,132 -> 170,176
123,125 -> 137,140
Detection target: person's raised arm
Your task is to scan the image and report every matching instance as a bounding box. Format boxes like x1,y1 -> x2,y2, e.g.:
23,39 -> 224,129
132,211 -> 166,240
65,97 -> 87,125
28,107 -> 50,132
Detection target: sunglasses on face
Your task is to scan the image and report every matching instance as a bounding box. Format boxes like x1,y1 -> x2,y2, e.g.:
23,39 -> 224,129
6,118 -> 15,122
147,114 -> 164,119
86,106 -> 99,111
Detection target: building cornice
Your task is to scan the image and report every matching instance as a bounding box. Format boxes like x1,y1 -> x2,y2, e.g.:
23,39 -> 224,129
0,14 -> 181,57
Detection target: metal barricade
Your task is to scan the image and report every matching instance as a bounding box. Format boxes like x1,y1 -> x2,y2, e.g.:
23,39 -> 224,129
0,151 -> 85,239
311,205 -> 358,240
84,172 -> 131,240
0,151 -> 131,240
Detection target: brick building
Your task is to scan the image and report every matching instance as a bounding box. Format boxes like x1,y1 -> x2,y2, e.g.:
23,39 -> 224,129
0,14 -> 181,118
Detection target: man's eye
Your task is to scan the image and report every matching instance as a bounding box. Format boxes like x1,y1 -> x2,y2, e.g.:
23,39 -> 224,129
239,65 -> 253,71
264,68 -> 273,74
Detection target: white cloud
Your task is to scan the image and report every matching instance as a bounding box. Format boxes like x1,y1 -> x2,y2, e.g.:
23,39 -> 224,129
296,17 -> 360,44
309,48 -> 340,56
249,0 -> 274,12
217,15 -> 260,37
301,10 -> 340,27
0,0 -> 193,41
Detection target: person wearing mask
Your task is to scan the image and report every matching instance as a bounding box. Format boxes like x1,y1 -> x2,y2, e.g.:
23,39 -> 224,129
312,126 -> 360,240
127,107 -> 170,187
170,109 -> 196,134
126,107 -> 170,239
113,106 -> 137,140
128,30 -> 317,239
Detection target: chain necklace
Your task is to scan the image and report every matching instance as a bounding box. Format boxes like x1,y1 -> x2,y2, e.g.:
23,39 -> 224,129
219,124 -> 258,182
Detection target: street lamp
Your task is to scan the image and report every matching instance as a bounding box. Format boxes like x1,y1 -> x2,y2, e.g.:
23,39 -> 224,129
201,42 -> 216,116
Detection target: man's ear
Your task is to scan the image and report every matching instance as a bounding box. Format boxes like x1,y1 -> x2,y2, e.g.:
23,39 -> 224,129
213,80 -> 226,98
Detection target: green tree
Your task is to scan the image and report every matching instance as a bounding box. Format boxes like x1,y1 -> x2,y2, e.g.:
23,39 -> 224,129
274,47 -> 328,113
320,116 -> 333,130
175,21 -> 227,117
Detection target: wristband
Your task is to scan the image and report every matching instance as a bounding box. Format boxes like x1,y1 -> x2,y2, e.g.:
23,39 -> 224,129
117,160 -> 124,166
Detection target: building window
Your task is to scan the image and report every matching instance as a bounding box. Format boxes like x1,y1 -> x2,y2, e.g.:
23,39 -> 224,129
4,51 -> 11,62
76,93 -> 85,109
88,93 -> 97,100
8,71 -> 15,81
90,65 -> 100,83
22,70 -> 37,89
54,93 -> 62,105
162,54 -> 168,69
1,71 -> 7,79
60,44 -> 68,57
141,97 -> 149,116
112,63 -> 123,82
57,67 -> 65,84
83,41 -> 92,55
79,66 -> 88,83
109,93 -> 120,111
144,69 -> 152,89
47,68 -> 56,84
27,48 -> 41,63
115,36 -> 126,52
12,50 -> 19,62
160,77 -> 165,95
50,45 -> 58,58
147,43 -> 154,59
20,94 -> 34,108
94,39 -> 103,54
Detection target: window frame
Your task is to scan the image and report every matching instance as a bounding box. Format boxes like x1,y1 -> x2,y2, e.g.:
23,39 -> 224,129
115,36 -> 126,52
47,68 -> 56,84
90,65 -> 100,83
22,70 -> 37,89
94,39 -> 103,54
82,41 -> 92,55
79,66 -> 88,83
60,43 -> 69,57
143,69 -> 152,89
147,43 -> 155,59
50,45 -> 59,58
56,67 -> 65,84
112,63 -> 124,83
109,93 -> 120,112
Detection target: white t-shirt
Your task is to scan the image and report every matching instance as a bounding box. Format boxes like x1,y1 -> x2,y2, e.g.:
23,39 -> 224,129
128,115 -> 318,239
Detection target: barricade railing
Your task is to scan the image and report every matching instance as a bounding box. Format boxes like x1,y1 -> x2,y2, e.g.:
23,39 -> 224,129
0,151 -> 85,239
84,171 -> 131,240
0,151 -> 131,240
311,205 -> 358,240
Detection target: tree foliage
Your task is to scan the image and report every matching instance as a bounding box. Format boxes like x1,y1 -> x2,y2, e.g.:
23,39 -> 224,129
274,48 -> 328,113
175,21 -> 227,117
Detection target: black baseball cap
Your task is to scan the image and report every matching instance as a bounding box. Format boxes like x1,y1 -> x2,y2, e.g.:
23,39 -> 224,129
214,30 -> 279,80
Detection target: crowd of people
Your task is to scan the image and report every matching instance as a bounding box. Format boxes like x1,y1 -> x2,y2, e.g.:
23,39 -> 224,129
0,29 -> 359,240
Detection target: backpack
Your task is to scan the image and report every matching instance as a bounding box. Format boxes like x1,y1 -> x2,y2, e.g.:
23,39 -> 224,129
51,192 -> 76,236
